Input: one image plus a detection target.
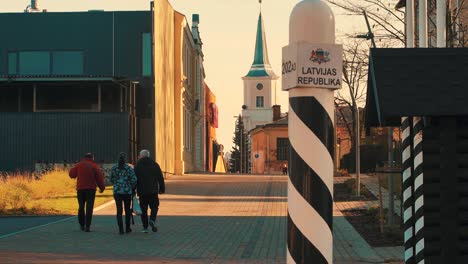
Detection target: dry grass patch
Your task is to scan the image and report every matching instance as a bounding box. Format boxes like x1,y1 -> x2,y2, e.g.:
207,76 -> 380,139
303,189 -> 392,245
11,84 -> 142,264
0,170 -> 113,216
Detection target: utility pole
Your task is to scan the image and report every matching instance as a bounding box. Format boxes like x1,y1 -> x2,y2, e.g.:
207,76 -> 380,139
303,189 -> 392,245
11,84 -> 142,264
354,10 -> 378,196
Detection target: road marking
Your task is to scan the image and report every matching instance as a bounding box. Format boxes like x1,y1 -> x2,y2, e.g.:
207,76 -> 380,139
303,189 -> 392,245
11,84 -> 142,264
0,199 -> 115,240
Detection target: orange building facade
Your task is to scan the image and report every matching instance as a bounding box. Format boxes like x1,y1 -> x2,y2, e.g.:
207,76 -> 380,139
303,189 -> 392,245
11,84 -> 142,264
205,83 -> 218,172
250,118 -> 288,174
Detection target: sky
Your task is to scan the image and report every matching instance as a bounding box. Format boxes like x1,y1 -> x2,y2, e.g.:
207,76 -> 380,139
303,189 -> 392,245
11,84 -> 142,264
2,0 -> 366,151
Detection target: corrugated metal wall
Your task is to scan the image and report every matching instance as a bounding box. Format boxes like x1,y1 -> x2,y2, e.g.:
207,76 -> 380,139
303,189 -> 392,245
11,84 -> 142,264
0,112 -> 129,171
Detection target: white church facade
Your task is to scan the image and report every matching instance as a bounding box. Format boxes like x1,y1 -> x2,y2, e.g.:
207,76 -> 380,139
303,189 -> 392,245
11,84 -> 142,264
241,12 -> 279,132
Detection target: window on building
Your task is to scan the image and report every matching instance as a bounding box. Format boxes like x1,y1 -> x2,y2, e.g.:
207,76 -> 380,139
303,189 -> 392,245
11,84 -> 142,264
142,33 -> 152,76
277,138 -> 289,161
8,52 -> 17,75
52,51 -> 84,75
184,110 -> 187,149
183,110 -> 192,150
35,84 -> 99,112
0,87 -> 18,111
9,50 -> 85,76
18,51 -> 50,75
256,96 -> 264,108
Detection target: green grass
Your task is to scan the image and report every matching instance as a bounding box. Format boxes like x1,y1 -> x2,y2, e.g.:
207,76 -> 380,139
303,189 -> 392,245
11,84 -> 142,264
0,170 -> 115,216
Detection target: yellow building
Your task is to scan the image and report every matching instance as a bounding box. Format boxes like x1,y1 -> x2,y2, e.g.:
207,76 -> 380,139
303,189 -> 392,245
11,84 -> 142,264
205,83 -> 218,172
153,0 -> 208,176
153,0 -> 176,176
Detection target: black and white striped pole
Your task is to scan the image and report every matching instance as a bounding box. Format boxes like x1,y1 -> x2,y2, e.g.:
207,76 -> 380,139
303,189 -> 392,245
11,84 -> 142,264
402,116 -> 415,264
412,117 -> 424,263
282,1 -> 342,263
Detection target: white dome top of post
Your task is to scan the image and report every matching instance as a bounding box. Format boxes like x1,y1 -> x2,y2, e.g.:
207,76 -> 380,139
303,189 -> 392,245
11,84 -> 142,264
289,0 -> 335,44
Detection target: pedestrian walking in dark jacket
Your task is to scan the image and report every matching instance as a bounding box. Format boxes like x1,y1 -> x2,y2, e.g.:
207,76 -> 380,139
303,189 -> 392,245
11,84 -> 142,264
110,152 -> 137,235
69,153 -> 106,232
134,150 -> 165,233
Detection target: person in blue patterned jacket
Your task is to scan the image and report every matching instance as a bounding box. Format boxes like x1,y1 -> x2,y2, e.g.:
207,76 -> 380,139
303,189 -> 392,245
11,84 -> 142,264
110,152 -> 137,234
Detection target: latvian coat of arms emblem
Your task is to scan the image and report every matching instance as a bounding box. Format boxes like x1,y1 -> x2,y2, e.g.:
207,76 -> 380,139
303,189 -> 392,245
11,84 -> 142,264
310,48 -> 331,64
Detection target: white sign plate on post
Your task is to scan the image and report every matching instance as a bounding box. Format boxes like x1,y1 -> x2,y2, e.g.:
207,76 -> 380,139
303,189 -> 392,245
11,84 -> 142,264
282,42 -> 343,91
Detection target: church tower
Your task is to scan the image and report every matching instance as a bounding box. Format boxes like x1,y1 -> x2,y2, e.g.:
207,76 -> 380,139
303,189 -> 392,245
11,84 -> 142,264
242,3 -> 278,132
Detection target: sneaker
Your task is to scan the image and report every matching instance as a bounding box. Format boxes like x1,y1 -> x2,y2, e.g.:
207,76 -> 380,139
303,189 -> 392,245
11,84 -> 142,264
149,221 -> 158,232
141,228 -> 149,233
126,227 -> 132,234
80,225 -> 85,231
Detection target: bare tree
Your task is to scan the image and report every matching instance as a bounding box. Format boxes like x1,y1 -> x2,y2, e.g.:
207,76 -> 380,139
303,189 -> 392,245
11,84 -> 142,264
328,0 -> 405,47
335,39 -> 368,145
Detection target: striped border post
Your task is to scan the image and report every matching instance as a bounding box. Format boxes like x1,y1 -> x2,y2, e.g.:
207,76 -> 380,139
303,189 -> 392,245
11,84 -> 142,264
287,90 -> 334,264
413,116 -> 424,263
283,1 -> 341,262
402,116 -> 415,264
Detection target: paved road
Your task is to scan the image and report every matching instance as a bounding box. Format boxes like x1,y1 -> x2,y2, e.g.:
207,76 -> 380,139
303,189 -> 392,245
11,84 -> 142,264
0,174 -> 402,263
0,216 -> 70,237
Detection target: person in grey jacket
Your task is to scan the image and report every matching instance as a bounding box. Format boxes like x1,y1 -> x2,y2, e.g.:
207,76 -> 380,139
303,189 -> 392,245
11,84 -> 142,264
110,152 -> 137,234
134,150 -> 165,233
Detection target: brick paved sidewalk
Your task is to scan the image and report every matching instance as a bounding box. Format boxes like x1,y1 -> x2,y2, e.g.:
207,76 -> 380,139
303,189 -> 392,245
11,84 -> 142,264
335,176 -> 404,263
0,174 -> 401,263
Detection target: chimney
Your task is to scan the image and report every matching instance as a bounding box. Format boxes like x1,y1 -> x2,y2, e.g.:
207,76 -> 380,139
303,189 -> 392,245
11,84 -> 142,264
191,14 -> 203,48
273,105 -> 281,121
31,0 -> 38,10
192,14 -> 200,28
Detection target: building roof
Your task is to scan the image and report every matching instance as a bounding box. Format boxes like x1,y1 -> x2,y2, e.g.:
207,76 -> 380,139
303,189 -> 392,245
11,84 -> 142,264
0,75 -> 121,83
366,48 -> 468,127
250,116 -> 288,135
244,12 -> 277,78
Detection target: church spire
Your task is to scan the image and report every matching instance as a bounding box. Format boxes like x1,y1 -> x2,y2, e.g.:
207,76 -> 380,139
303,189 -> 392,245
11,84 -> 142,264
244,2 -> 277,78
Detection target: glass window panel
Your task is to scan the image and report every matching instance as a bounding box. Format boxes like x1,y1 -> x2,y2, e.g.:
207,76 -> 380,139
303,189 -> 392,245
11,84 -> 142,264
256,96 -> 264,108
52,51 -> 84,75
277,138 -> 289,161
36,84 -> 98,111
142,33 -> 152,76
19,51 -> 50,75
8,53 -> 17,75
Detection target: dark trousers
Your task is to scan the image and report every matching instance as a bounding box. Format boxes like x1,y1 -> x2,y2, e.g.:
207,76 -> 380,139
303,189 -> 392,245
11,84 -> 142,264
114,194 -> 132,231
139,193 -> 159,229
77,189 -> 96,228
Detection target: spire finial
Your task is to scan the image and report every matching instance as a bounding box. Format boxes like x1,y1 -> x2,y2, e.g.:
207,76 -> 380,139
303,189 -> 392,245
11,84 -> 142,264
259,0 -> 262,12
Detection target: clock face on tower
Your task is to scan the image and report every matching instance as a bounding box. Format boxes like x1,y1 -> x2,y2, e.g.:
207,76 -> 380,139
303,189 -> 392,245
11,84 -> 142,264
256,83 -> 264,90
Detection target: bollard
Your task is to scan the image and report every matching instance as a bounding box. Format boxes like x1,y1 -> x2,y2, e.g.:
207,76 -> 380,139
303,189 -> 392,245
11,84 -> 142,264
282,1 -> 342,263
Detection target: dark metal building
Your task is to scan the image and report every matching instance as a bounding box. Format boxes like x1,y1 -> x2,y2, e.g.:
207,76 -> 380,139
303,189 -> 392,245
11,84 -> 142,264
366,48 -> 468,263
0,11 -> 154,171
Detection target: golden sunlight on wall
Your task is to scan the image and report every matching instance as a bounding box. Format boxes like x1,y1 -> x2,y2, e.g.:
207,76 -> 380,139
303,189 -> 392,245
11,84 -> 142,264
251,126 -> 288,174
154,0 -> 175,175
174,12 -> 185,175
